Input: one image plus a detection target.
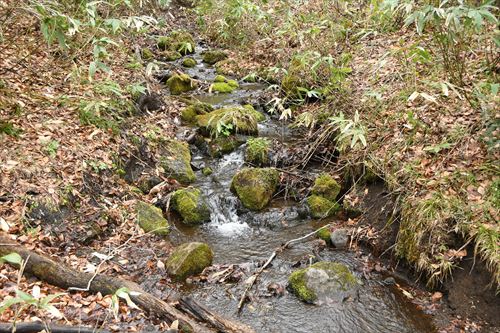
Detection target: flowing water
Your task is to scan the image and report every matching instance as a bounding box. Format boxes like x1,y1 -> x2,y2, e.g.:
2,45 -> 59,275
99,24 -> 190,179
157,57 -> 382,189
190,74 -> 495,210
164,46 -> 436,333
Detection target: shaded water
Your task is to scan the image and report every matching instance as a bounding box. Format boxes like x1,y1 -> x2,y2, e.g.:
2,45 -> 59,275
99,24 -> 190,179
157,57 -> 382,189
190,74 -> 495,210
166,45 -> 436,333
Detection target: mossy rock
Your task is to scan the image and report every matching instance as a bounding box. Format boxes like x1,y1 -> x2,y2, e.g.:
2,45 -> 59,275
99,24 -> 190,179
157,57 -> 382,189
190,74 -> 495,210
166,74 -> 198,95
165,242 -> 213,280
159,139 -> 195,184
231,168 -> 280,211
311,173 -> 341,202
157,30 -> 195,55
202,50 -> 228,65
196,105 -> 265,136
245,137 -> 271,166
182,57 -> 197,68
288,261 -> 359,303
181,102 -> 214,124
171,187 -> 210,225
211,76 -> 239,93
142,48 -> 154,60
316,227 -> 332,244
214,75 -> 226,83
208,135 -> 245,157
136,201 -> 169,235
162,50 -> 182,62
202,167 -> 213,176
306,195 -> 340,219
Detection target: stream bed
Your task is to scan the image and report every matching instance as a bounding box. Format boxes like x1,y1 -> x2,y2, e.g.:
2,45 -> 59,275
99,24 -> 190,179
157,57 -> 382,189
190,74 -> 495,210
160,45 -> 437,333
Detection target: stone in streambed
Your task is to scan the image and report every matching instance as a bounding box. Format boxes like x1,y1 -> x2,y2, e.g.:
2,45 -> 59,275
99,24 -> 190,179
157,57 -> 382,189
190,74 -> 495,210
136,201 -> 170,235
311,173 -> 341,202
231,168 -> 280,211
159,139 -> 195,184
207,135 -> 245,157
288,261 -> 358,303
330,228 -> 349,249
165,242 -> 213,280
306,195 -> 340,219
202,50 -> 228,65
245,137 -> 271,166
161,50 -> 182,62
171,187 -> 210,225
210,75 -> 239,93
157,30 -> 195,55
166,73 -> 198,95
196,105 -> 264,136
182,57 -> 197,67
181,102 -> 214,124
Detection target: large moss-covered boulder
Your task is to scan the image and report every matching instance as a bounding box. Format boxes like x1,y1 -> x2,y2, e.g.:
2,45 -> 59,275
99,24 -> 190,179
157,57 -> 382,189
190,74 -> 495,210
136,201 -> 169,235
306,195 -> 340,219
171,187 -> 210,225
311,173 -> 341,202
159,139 -> 195,184
196,105 -> 265,136
245,137 -> 271,166
202,50 -> 228,65
288,261 -> 359,303
165,242 -> 213,280
231,168 -> 280,211
157,30 -> 195,55
181,102 -> 214,124
208,135 -> 245,157
166,74 -> 197,95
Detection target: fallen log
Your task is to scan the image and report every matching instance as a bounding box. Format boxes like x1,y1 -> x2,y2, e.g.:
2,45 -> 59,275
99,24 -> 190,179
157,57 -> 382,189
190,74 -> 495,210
0,322 -> 111,333
0,233 -> 253,333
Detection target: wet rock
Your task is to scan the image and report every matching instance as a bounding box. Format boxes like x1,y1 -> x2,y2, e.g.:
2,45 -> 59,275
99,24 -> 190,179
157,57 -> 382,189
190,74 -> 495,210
181,102 -> 214,124
316,227 -> 332,244
202,50 -> 228,65
165,242 -> 213,280
136,93 -> 163,113
231,168 -> 280,211
288,261 -> 359,303
202,167 -> 213,176
182,57 -> 197,68
330,228 -> 349,248
382,277 -> 396,286
211,75 -> 239,93
155,70 -> 172,83
136,175 -> 163,194
207,135 -> 245,157
311,173 -> 340,202
196,105 -> 265,136
161,50 -> 182,62
159,139 -> 195,184
157,30 -> 195,55
171,187 -> 210,225
306,195 -> 340,219
136,201 -> 170,236
166,73 -> 198,95
245,137 -> 271,166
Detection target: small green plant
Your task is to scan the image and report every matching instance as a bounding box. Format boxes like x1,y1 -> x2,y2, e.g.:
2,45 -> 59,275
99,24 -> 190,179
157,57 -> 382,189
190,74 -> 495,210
329,111 -> 367,150
44,140 -> 59,157
110,287 -> 141,319
177,41 -> 193,54
0,121 -> 22,137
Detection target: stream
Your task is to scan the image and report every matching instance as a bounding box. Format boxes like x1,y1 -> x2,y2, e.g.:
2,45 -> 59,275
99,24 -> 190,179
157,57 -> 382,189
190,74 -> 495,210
162,45 -> 436,333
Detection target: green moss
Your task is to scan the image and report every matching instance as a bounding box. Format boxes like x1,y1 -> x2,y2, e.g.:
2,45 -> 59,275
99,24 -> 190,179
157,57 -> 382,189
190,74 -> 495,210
166,74 -> 197,95
316,227 -> 332,243
181,102 -> 214,124
227,79 -> 239,88
211,82 -> 236,93
182,57 -> 197,67
312,173 -> 341,202
202,50 -> 228,65
157,30 -> 195,54
214,75 -> 226,83
162,50 -> 182,62
231,168 -> 280,210
159,139 -> 195,184
196,105 -> 265,136
202,167 -> 213,176
307,195 -> 340,219
171,187 -> 210,225
245,137 -> 270,166
136,201 -> 170,236
288,262 -> 358,303
208,135 -> 244,157
142,48 -> 154,60
165,242 -> 213,280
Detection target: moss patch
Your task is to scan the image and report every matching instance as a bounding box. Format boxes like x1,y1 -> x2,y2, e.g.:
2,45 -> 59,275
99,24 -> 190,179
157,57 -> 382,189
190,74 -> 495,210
136,201 -> 169,235
210,76 -> 239,93
142,48 -> 154,60
167,74 -> 197,95
165,242 -> 213,280
231,168 -> 280,210
202,50 -> 228,65
245,137 -> 270,166
288,268 -> 316,303
162,50 -> 182,62
316,227 -> 332,243
171,187 -> 210,225
202,167 -> 213,176
311,173 -> 341,202
159,139 -> 195,184
307,195 -> 340,219
157,30 -> 195,55
196,105 -> 265,136
208,135 -> 245,157
182,57 -> 197,67
181,102 -> 214,124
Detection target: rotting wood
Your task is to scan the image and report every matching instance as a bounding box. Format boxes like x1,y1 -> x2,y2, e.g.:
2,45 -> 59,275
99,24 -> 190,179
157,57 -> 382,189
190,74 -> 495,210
0,322 -> 111,333
0,233 -> 254,333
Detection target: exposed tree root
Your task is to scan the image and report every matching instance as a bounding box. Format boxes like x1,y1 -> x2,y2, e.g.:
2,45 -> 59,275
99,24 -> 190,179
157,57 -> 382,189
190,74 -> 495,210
0,233 -> 254,333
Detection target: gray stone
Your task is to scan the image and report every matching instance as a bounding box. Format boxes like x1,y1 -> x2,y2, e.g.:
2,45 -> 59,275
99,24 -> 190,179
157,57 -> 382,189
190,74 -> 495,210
330,228 -> 349,248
